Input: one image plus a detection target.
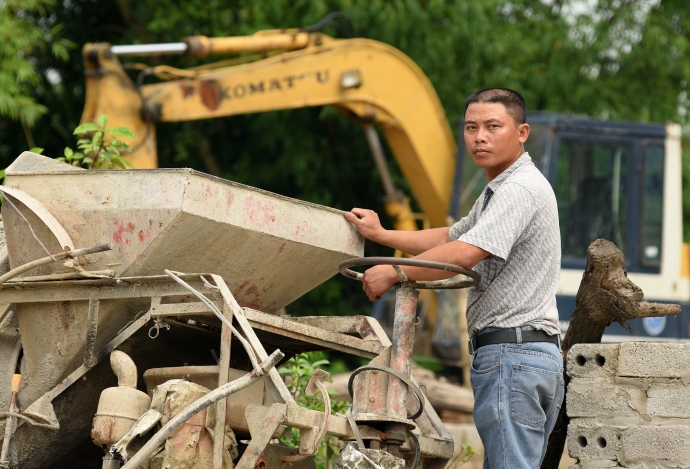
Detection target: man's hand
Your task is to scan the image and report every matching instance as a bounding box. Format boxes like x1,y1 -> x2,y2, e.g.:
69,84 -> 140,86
362,265 -> 399,301
344,208 -> 385,242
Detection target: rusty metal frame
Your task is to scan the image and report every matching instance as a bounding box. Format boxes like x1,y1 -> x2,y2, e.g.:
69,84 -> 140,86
1,271 -> 455,468
212,300 -> 234,468
244,309 -> 387,359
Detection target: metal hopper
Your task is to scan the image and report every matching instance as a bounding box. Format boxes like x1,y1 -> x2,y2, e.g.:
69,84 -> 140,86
3,151 -> 363,313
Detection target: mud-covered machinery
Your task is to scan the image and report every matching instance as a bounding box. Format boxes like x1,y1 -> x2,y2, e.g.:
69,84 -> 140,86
0,152 -> 477,469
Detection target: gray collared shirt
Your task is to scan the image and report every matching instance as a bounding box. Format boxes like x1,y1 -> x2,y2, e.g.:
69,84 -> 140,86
449,152 -> 561,337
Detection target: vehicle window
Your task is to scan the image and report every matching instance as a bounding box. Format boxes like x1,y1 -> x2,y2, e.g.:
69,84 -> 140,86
556,139 -> 631,260
640,144 -> 664,268
524,123 -> 547,169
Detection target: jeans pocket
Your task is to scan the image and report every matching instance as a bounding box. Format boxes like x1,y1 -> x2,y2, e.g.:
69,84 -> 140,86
470,351 -> 500,374
510,364 -> 561,428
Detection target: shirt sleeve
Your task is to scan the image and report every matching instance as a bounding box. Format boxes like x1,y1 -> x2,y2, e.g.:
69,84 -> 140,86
448,196 -> 482,240
457,183 -> 537,261
449,215 -> 473,240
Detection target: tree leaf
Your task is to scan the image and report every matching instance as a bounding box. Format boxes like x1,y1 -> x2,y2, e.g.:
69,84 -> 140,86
97,114 -> 108,128
108,126 -> 135,139
64,147 -> 73,158
92,131 -> 103,148
73,123 -> 99,134
29,147 -> 44,154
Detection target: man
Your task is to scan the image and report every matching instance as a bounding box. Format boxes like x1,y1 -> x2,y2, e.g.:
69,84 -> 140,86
344,88 -> 563,469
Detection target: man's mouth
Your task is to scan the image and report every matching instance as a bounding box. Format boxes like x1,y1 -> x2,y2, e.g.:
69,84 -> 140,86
474,148 -> 491,155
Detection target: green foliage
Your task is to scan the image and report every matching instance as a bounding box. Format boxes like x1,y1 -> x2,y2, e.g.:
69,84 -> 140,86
278,352 -> 350,468
57,115 -> 135,169
446,444 -> 477,469
0,0 -> 73,126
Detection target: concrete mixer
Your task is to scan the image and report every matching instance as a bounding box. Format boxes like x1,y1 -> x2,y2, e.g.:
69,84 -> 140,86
0,152 -> 475,469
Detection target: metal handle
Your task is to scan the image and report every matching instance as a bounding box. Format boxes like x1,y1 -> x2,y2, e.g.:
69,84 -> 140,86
338,257 -> 480,290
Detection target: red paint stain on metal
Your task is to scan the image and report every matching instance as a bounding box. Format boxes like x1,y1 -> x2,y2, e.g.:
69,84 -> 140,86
113,220 -> 135,245
262,283 -> 274,293
138,230 -> 152,243
292,220 -> 310,241
202,184 -> 212,197
277,243 -> 286,253
244,299 -> 262,309
243,196 -> 277,226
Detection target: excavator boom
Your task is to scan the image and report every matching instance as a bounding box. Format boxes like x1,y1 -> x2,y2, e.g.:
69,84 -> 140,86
82,31 -> 458,227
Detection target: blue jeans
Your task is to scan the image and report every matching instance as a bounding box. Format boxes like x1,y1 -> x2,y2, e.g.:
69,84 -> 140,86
470,328 -> 564,469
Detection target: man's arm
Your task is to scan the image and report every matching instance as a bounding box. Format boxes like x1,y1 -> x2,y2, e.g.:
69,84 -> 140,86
344,207 -> 489,301
360,240 -> 489,301
344,208 -> 450,255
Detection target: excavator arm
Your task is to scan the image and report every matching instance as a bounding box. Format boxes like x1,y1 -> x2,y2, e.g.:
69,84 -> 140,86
81,31 -> 458,228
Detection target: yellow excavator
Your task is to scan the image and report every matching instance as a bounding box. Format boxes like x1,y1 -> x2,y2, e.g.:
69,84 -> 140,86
81,29 -> 459,230
80,25 -> 470,367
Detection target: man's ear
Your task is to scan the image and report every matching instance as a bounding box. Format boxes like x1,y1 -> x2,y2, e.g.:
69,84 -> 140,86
518,123 -> 530,144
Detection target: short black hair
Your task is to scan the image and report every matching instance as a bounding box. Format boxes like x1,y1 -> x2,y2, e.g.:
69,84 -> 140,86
464,88 -> 526,125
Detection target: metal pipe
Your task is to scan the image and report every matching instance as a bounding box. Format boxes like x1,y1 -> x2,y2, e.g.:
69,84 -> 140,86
386,286 -> 419,420
110,350 -> 137,388
385,285 -> 419,451
184,34 -> 310,58
110,33 -> 311,58
0,243 -> 112,286
120,349 -> 284,469
363,124 -> 396,196
0,373 -> 22,467
110,43 -> 188,56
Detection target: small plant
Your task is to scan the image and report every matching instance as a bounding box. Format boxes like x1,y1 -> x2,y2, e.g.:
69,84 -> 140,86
57,114 -> 135,169
446,444 -> 477,469
278,352 -> 350,469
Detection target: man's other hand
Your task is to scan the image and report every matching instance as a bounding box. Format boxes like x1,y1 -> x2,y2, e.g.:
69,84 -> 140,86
344,208 -> 385,242
362,265 -> 398,301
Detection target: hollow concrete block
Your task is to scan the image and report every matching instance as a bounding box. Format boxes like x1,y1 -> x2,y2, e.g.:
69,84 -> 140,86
647,383 -> 690,418
566,344 -> 620,379
620,425 -> 690,467
567,420 -> 619,461
566,378 -> 648,420
617,343 -> 690,379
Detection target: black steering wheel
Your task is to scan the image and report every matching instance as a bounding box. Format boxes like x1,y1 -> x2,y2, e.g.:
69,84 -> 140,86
338,257 -> 480,290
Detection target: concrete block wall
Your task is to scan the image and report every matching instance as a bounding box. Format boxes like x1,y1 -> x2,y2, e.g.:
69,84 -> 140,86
567,343 -> 690,469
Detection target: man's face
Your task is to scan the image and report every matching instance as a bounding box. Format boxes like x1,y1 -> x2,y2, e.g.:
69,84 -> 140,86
464,102 -> 530,180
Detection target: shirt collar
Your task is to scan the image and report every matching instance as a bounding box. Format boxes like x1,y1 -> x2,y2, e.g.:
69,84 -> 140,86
486,152 -> 532,192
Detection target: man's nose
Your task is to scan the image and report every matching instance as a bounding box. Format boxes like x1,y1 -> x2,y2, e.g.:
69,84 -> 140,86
475,127 -> 488,142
